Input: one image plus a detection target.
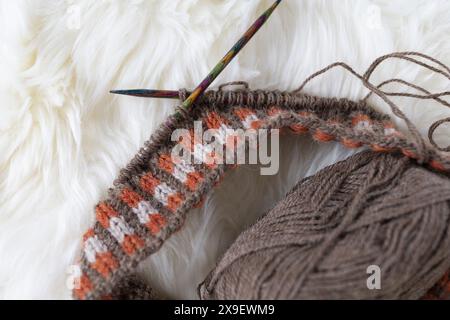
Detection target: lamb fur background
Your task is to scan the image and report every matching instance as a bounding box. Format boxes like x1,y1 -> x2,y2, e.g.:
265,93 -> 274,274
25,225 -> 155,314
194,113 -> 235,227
1,0 -> 450,299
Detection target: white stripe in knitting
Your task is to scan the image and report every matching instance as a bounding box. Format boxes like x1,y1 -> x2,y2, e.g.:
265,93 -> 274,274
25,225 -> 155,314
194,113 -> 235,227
108,216 -> 133,243
193,143 -> 214,164
384,127 -> 397,136
132,200 -> 158,224
172,159 -> 196,183
154,183 -> 175,206
215,124 -> 230,145
176,159 -> 195,173
355,120 -> 372,131
242,114 -> 259,129
84,235 -> 107,264
172,166 -> 187,183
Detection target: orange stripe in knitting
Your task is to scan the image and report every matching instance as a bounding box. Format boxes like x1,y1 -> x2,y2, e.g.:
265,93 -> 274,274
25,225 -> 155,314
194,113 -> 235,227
313,129 -> 334,142
290,124 -> 308,134
430,160 -> 446,172
205,112 -> 226,129
383,122 -> 402,137
204,151 -> 220,167
73,274 -> 93,300
158,154 -> 174,174
267,106 -> 282,117
234,107 -> 254,120
167,193 -> 184,212
205,162 -> 218,170
146,214 -> 166,235
120,188 -> 143,208
140,173 -> 160,195
371,144 -> 393,152
341,138 -> 362,149
92,251 -> 118,278
298,111 -> 312,118
83,229 -> 95,242
383,122 -> 395,130
250,120 -> 263,129
234,107 -> 262,129
96,202 -> 118,229
402,148 -> 417,159
122,234 -> 145,255
194,197 -> 205,209
186,172 -> 204,191
352,114 -> 371,126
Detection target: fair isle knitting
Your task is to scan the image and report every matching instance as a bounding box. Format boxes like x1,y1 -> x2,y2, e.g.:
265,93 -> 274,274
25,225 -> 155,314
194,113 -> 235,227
198,150 -> 450,299
72,87 -> 450,300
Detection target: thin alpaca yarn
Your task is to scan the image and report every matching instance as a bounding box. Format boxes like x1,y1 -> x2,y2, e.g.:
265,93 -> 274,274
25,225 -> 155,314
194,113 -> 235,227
198,151 -> 450,300
72,52 -> 450,300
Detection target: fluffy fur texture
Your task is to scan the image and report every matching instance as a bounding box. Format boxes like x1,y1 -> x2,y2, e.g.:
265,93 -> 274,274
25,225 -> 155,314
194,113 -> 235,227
0,0 -> 449,299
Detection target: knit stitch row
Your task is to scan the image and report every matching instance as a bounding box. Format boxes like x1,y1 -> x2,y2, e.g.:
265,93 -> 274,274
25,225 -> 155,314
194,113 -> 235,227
73,90 -> 450,299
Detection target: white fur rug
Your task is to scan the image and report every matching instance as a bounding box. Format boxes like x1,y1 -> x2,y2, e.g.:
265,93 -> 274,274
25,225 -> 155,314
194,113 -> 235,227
1,0 -> 450,299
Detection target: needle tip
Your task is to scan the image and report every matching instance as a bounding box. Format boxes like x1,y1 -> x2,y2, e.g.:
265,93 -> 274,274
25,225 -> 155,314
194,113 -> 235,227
109,89 -> 181,99
110,90 -> 125,95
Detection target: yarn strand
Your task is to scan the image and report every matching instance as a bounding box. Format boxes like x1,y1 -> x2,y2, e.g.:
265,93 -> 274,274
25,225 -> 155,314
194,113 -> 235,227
294,52 -> 450,159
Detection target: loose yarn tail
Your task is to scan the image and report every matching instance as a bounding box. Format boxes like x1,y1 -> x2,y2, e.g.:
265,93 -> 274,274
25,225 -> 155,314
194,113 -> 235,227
294,51 -> 450,162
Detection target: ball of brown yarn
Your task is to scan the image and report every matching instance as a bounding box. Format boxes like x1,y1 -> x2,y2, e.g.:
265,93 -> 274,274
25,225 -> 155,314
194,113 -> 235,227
110,275 -> 157,300
198,151 -> 450,299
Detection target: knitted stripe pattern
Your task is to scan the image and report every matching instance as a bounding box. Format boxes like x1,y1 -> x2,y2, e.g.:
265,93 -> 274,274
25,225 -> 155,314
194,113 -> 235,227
198,151 -> 450,299
73,90 -> 450,300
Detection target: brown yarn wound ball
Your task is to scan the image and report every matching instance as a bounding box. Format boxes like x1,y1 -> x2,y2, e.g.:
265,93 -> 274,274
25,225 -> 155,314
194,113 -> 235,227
198,151 -> 450,299
109,275 -> 157,300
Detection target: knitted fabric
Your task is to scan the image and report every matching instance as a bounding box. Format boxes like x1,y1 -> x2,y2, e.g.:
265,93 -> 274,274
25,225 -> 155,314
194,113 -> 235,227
423,269 -> 450,299
198,151 -> 450,299
110,275 -> 157,300
72,88 -> 450,300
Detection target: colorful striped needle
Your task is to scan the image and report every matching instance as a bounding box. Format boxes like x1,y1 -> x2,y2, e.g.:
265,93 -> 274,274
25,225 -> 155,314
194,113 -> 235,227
111,0 -> 282,111
111,89 -> 181,99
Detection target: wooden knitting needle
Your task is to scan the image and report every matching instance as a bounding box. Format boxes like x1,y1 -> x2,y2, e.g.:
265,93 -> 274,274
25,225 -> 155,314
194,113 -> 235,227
110,89 -> 181,99
111,0 -> 282,111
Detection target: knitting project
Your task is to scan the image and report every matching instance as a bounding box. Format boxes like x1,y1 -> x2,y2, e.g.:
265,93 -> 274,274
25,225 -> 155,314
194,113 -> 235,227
72,52 -> 450,300
199,150 -> 450,299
